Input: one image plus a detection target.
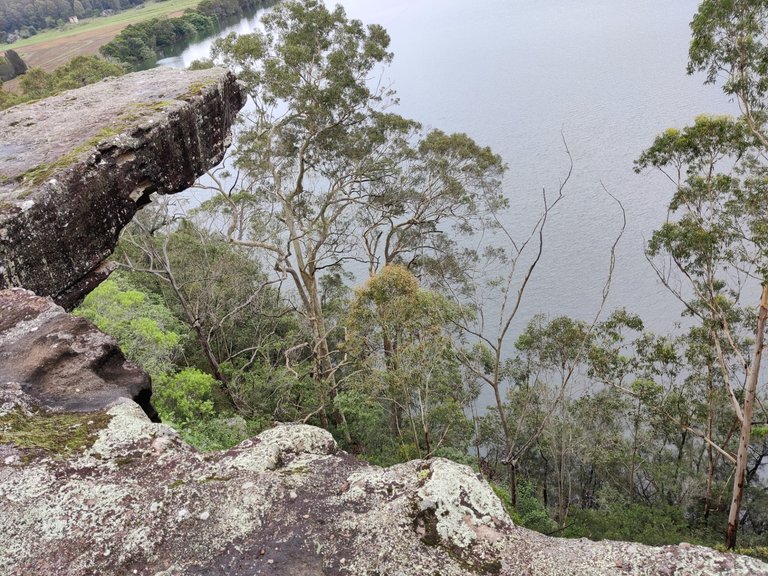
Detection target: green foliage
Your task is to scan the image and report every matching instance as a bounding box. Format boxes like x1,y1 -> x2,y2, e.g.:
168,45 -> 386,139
188,58 -> 215,70
20,55 -> 125,98
17,68 -> 54,99
564,502 -> 697,547
0,81 -> 23,110
491,481 -> 557,534
153,367 -> 217,424
1,55 -> 125,111
221,360 -> 312,423
689,0 -> 768,111
171,416 -> 266,451
116,213 -> 300,423
345,265 -> 474,457
636,15 -> 768,548
515,314 -> 591,372
0,0 -> 147,36
333,388 -> 396,462
75,272 -> 187,379
100,13 -> 215,68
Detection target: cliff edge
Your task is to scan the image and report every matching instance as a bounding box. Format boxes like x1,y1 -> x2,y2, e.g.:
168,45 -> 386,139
0,66 -> 245,308
1,293 -> 765,575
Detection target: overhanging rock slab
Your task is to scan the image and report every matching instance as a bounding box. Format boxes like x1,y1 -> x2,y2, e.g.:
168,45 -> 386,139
0,67 -> 245,307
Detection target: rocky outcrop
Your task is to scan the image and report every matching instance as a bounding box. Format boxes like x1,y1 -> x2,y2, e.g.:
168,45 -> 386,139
1,390 -> 766,575
0,66 -> 245,308
0,288 -> 155,419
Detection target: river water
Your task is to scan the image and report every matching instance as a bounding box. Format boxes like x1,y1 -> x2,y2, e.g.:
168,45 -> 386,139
158,0 -> 737,338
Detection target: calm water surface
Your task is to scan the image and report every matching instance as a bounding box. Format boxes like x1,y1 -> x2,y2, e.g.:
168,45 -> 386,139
159,0 -> 737,338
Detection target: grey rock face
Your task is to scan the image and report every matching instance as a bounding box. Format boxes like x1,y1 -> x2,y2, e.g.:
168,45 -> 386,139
0,288 -> 155,419
0,395 -> 766,576
0,67 -> 245,307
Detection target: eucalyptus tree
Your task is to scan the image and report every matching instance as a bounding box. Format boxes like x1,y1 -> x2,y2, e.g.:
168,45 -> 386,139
621,0 -> 768,546
636,113 -> 768,547
209,0 -> 506,433
689,0 -> 768,147
344,264 -> 474,459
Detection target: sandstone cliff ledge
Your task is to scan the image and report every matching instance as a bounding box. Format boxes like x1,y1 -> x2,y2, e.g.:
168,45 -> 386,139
0,67 -> 245,308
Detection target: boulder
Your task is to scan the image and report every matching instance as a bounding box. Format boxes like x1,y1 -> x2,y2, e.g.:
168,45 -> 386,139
0,66 -> 246,308
0,288 -> 155,419
1,391 -> 766,575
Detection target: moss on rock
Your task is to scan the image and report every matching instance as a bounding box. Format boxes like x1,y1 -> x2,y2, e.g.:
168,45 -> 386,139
0,408 -> 112,458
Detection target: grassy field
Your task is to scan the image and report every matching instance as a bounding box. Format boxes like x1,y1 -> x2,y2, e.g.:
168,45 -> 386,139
0,0 -> 202,73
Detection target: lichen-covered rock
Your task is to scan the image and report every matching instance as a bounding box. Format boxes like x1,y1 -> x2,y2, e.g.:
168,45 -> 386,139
0,288 -> 155,419
0,66 -> 245,307
1,391 -> 766,576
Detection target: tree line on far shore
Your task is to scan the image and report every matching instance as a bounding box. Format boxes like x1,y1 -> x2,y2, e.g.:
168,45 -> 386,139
99,0 -> 272,68
0,0 -> 273,109
0,0 -> 146,43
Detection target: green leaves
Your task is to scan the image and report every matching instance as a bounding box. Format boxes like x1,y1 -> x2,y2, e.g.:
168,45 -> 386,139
637,114 -> 767,316
635,115 -> 751,176
689,0 -> 768,109
217,0 -> 392,120
75,273 -> 187,379
153,368 -> 217,424
345,265 -> 472,457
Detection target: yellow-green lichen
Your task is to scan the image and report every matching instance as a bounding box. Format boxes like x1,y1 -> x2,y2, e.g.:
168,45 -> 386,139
278,464 -> 310,476
118,100 -> 176,123
199,475 -> 232,483
0,409 -> 112,458
182,80 -> 215,100
14,124 -> 129,188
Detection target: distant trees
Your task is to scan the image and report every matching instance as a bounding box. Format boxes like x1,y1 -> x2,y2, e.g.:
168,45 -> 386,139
99,0 -> 272,69
19,54 -> 125,97
0,0 -> 145,37
100,14 -> 217,68
0,55 -> 125,110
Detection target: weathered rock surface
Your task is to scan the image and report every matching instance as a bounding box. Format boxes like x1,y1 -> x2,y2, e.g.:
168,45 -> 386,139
0,288 -> 156,419
1,392 -> 766,576
0,66 -> 245,307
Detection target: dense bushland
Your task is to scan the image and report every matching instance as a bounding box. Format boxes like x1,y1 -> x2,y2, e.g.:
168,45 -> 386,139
0,55 -> 126,110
